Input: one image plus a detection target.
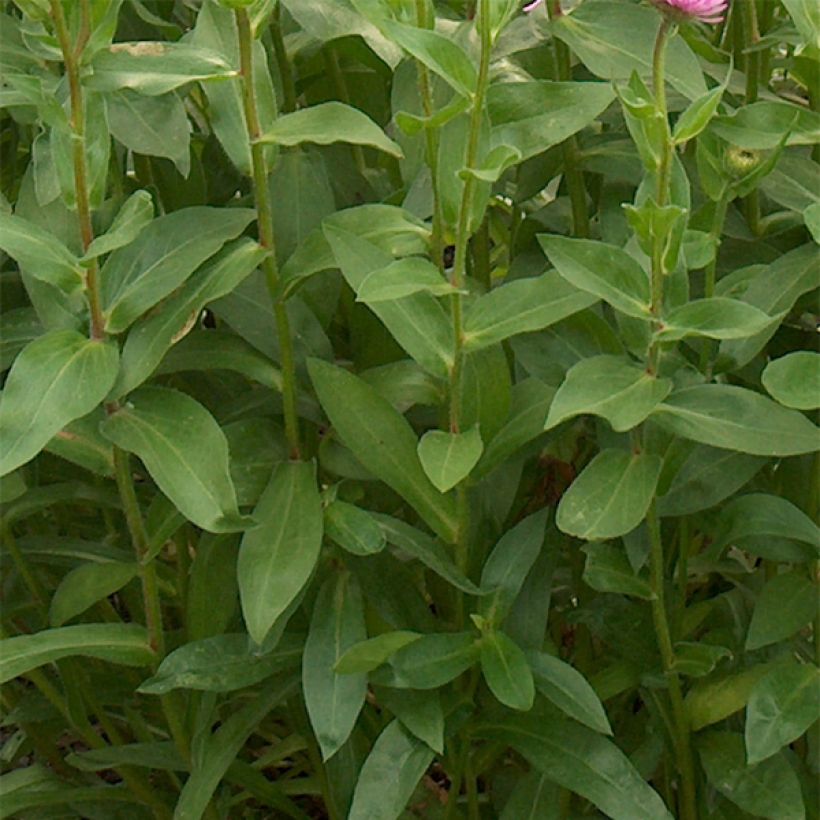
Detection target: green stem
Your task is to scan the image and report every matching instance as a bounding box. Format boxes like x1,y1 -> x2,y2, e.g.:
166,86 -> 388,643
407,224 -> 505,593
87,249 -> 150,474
236,8 -> 301,458
648,505 -> 697,820
699,186 -> 731,372
271,4 -> 297,114
741,0 -> 761,235
415,0 -> 445,272
325,45 -> 368,179
548,0 -> 589,238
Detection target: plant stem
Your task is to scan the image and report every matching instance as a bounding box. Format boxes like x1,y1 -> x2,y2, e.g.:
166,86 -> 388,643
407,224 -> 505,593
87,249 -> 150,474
699,186 -> 731,372
271,4 -> 297,114
236,8 -> 301,459
49,0 -> 104,338
648,504 -> 697,820
325,45 -> 369,179
548,0 -> 589,238
415,0 -> 445,272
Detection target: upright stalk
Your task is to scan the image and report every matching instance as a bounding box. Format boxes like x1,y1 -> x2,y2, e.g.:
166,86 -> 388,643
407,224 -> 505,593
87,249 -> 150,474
448,0 -> 493,586
645,20 -> 697,820
741,0 -> 761,235
235,9 -> 301,458
547,0 -> 589,238
415,0 -> 445,272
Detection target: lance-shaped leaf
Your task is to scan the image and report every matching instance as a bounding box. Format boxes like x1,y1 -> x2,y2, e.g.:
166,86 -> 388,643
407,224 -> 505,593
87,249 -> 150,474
308,359 -> 458,542
528,651 -> 612,735
745,572 -> 817,651
138,634 -> 301,695
377,688 -> 444,753
537,235 -> 651,319
417,426 -> 483,493
50,561 -> 139,626
545,355 -> 671,433
463,272 -> 597,351
0,624 -> 154,684
238,461 -> 323,645
348,720 -> 435,820
387,632 -> 479,689
762,351 -> 820,410
557,450 -> 662,540
101,207 -> 255,334
488,81 -> 615,161
0,330 -> 119,477
257,102 -> 403,158
479,708 -> 673,820
479,509 -> 548,627
323,225 -> 452,377
324,501 -> 386,556
88,41 -> 236,96
304,573 -> 368,761
101,386 -> 249,533
0,213 -> 84,294
650,385 -> 819,457
82,190 -> 154,261
356,257 -> 457,303
113,239 -> 267,397
480,630 -> 535,712
656,298 -> 779,342
336,632 -> 421,675
698,732 -> 804,820
380,19 -> 476,98
582,544 -> 655,600
745,662 -> 820,765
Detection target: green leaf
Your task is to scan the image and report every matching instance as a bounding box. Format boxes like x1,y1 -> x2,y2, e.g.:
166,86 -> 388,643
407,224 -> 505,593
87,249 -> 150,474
335,631 -> 421,674
174,675 -> 297,820
237,461 -> 323,645
479,509 -> 548,627
557,450 -> 662,540
0,213 -> 83,294
657,446 -> 766,517
304,573 -> 367,761
417,426 -> 483,493
782,0 -> 820,47
258,102 -> 402,157
698,731 -> 805,820
672,82 -> 727,145
373,514 -> 482,595
711,100 -> 820,150
49,561 -> 138,627
500,770 -> 560,820
686,665 -> 776,731
88,41 -> 236,95
762,351 -> 820,410
463,272 -> 598,351
552,0 -> 706,101
528,651 -> 612,735
651,385 -> 819,457
101,207 -> 255,333
805,201 -> 820,242
381,18 -> 476,98
545,355 -> 671,433
656,298 -> 778,342
460,144 -> 522,183
386,632 -> 479,689
106,90 -> 191,174
100,386 -> 249,533
488,81 -> 615,162
356,257 -> 457,302
323,225 -> 452,376
714,494 -> 820,557
479,708 -> 673,820
68,742 -> 184,773
186,534 -> 239,642
325,501 -> 386,556
82,190 -> 154,261
745,662 -> 820,765
582,543 -> 654,600
672,642 -> 732,677
348,720 -> 435,820
113,238 -> 267,397
537,235 -> 651,319
138,634 -> 301,695
308,359 -> 458,542
0,330 -> 119,477
377,687 -> 444,753
746,572 -> 817,651
0,624 -> 154,684
480,630 -> 535,711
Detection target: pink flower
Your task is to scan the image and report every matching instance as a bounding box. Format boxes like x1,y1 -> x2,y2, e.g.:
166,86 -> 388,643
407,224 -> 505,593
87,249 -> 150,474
651,0 -> 728,24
